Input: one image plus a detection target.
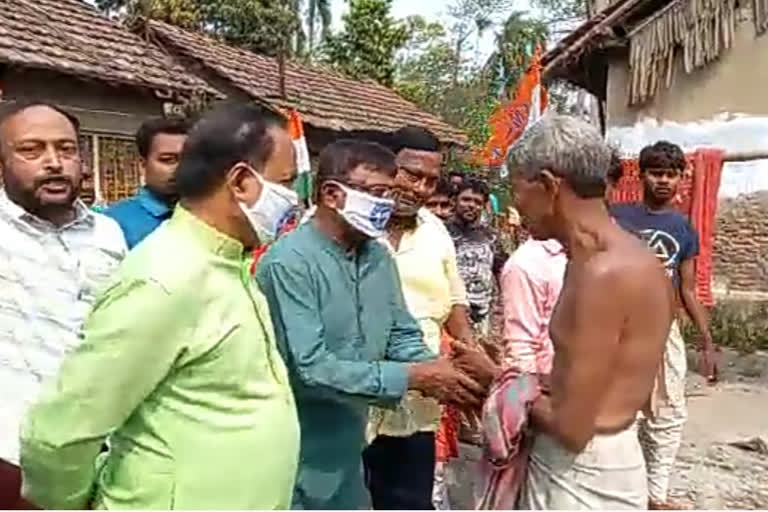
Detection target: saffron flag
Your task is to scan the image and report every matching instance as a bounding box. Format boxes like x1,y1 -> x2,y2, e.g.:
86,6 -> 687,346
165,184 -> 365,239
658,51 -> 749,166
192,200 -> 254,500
288,109 -> 313,202
481,45 -> 548,177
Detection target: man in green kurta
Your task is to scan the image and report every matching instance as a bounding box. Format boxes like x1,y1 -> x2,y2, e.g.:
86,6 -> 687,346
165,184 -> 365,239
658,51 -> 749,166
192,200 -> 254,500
20,104 -> 302,509
256,140 -> 486,510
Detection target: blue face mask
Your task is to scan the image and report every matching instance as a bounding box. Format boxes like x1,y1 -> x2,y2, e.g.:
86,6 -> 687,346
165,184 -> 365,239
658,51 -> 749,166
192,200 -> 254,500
329,181 -> 394,238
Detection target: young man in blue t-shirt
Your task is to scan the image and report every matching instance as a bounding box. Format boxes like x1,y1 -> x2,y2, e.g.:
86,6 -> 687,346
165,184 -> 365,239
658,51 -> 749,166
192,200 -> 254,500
611,141 -> 716,509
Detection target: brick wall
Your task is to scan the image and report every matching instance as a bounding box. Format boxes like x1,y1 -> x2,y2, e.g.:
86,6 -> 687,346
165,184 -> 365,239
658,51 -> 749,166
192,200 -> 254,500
714,191 -> 768,294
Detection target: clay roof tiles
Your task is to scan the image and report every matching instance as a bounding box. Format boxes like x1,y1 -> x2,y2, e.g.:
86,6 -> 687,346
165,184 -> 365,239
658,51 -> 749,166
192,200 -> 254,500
0,0 -> 215,96
146,20 -> 467,145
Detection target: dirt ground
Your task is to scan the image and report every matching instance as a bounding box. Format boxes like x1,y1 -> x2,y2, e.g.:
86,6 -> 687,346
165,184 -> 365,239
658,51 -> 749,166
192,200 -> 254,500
668,351 -> 768,509
446,349 -> 768,509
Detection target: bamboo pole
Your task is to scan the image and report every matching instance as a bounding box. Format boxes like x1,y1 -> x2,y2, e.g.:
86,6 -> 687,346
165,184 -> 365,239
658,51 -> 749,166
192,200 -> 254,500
723,151 -> 768,163
278,51 -> 287,100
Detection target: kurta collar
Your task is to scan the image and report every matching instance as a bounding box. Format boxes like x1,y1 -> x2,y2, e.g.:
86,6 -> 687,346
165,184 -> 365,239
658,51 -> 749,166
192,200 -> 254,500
170,205 -> 245,261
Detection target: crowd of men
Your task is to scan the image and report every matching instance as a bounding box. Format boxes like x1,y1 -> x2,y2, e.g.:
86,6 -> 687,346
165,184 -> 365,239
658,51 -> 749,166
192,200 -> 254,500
0,98 -> 714,510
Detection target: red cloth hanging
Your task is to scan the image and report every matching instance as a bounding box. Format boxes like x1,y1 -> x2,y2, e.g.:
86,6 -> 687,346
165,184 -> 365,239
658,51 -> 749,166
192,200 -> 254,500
610,159 -> 643,204
689,149 -> 725,307
436,330 -> 460,463
609,150 -> 724,306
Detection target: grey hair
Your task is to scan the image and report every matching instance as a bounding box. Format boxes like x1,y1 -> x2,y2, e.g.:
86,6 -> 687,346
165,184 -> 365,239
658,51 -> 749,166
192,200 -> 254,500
507,114 -> 612,198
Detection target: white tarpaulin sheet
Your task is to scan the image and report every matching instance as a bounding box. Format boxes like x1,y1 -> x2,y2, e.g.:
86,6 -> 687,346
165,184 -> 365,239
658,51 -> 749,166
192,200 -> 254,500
607,114 -> 768,198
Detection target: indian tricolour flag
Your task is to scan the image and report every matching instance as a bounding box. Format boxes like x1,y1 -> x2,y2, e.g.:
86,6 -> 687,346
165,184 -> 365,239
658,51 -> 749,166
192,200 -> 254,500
288,109 -> 313,203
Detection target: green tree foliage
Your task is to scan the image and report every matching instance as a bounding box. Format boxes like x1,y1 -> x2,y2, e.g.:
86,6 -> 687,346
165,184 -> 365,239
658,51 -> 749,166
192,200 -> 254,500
395,16 -> 456,114
394,4 -> 548,149
446,0 -> 515,85
291,0 -> 333,57
96,0 -> 300,57
208,1 -> 299,56
304,0 -> 332,52
321,0 -> 410,87
529,0 -> 590,22
96,0 -> 201,27
484,12 -> 548,96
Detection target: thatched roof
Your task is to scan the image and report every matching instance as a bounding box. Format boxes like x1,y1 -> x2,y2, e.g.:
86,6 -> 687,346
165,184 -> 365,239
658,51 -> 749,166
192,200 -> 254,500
543,0 -> 760,105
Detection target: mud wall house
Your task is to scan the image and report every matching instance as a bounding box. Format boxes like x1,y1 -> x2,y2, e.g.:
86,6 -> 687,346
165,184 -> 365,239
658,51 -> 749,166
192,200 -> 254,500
0,0 -> 217,204
139,20 -> 467,161
543,0 -> 768,297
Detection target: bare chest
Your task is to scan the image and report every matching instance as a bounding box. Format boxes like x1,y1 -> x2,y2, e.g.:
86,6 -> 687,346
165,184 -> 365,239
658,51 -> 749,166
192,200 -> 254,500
548,265 -> 583,357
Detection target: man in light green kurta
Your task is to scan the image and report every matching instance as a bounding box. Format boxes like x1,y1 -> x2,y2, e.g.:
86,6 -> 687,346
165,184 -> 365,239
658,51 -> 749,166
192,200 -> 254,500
20,105 -> 302,509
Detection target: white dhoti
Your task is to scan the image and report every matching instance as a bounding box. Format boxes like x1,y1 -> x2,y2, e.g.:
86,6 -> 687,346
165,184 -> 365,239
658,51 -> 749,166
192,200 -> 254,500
638,320 -> 688,504
519,425 -> 647,510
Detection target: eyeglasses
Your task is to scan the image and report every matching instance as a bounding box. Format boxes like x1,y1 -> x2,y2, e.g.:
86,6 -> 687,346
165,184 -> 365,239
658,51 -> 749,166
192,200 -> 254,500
337,181 -> 394,199
397,166 -> 422,183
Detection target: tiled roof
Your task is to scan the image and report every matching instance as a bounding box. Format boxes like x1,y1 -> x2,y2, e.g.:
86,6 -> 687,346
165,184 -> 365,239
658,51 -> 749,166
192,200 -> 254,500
146,20 -> 467,145
0,0 -> 215,96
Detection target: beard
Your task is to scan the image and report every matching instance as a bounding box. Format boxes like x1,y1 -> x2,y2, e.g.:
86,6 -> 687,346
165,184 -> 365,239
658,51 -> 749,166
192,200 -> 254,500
458,209 -> 479,225
33,174 -> 79,205
2,168 -> 80,215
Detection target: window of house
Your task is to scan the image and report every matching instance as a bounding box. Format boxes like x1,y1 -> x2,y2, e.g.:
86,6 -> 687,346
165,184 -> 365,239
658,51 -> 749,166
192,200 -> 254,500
80,132 -> 141,206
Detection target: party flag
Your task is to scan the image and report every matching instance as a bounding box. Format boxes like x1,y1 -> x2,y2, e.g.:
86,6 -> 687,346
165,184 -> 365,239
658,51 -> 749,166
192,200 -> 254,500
288,109 -> 313,202
480,44 -> 548,177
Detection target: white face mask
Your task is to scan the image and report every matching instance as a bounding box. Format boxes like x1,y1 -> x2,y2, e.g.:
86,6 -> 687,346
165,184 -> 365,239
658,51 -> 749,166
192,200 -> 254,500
329,181 -> 394,239
239,170 -> 299,245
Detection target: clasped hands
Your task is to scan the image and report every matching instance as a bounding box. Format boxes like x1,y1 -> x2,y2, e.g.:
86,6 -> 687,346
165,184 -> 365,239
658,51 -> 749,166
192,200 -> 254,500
409,339 -> 499,410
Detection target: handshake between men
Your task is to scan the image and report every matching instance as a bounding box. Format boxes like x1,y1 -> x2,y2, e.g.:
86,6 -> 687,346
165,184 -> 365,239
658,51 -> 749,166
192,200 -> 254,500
408,339 -> 500,409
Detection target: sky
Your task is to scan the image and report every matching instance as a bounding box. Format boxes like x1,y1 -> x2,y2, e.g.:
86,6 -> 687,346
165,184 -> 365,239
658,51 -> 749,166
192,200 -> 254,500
331,0 -> 449,25
84,0 -> 527,63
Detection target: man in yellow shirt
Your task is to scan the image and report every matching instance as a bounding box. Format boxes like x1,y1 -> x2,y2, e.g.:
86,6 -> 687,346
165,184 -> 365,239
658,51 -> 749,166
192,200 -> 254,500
365,127 -> 495,509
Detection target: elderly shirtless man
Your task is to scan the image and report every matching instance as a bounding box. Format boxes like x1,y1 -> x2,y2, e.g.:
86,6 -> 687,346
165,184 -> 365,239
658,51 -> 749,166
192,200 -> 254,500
508,115 -> 674,509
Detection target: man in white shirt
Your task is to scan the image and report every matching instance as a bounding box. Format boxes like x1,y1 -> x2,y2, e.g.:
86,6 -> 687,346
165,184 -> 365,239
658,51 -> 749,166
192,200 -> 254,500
0,100 -> 126,507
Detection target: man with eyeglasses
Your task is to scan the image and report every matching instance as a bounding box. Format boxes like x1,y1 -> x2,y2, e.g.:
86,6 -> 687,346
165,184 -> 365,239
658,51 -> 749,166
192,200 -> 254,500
364,127 -> 497,510
256,139 -> 486,510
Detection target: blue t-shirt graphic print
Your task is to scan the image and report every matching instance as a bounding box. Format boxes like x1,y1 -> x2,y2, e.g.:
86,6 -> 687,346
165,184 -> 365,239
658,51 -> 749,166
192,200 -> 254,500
610,203 -> 700,290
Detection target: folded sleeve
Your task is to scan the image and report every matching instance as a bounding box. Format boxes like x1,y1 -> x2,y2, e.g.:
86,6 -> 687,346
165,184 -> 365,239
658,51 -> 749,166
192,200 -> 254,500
256,259 -> 414,401
20,279 -> 189,510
